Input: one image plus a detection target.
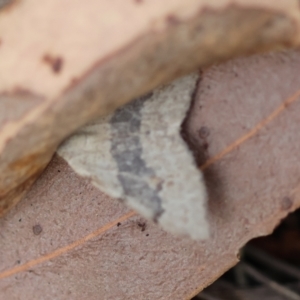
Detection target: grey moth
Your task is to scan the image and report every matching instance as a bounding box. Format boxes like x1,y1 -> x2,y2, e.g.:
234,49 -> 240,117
58,73 -> 209,240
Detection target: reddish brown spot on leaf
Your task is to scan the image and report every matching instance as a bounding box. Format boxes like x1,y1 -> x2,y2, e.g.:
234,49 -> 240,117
70,77 -> 78,85
0,0 -> 18,13
166,14 -> 180,25
32,224 -> 43,235
42,54 -> 63,74
137,222 -> 146,232
281,197 -> 293,211
198,126 -> 210,139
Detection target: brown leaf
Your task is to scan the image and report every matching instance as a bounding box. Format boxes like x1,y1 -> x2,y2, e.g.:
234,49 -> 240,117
1,0 -> 300,215
2,50 -> 300,299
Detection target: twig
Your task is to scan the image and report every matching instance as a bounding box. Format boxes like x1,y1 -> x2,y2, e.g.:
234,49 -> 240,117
245,246 -> 300,280
242,262 -> 300,300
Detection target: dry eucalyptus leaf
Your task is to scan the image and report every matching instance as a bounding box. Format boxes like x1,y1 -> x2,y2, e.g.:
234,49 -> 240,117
1,0 -> 300,216
58,74 -> 209,240
1,50 -> 300,299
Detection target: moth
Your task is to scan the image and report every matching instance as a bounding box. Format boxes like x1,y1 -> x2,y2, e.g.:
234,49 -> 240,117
58,73 -> 209,239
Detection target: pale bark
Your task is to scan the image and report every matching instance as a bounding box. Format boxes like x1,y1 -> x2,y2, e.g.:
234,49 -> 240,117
1,0 -> 300,214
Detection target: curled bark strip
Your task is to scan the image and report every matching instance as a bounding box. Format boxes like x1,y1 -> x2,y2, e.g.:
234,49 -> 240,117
1,0 -> 300,214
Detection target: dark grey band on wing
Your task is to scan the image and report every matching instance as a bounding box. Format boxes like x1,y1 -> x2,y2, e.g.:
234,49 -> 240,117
110,93 -> 165,221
